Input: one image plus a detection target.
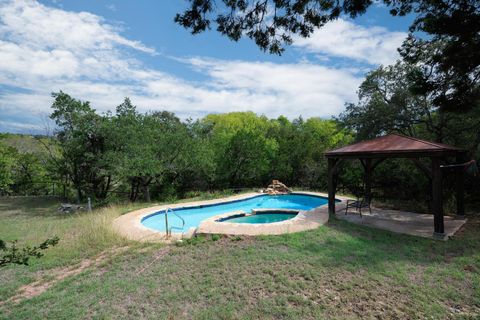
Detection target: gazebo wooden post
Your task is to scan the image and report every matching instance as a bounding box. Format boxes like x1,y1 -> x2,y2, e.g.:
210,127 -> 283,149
455,153 -> 466,216
327,158 -> 338,217
364,158 -> 372,201
431,156 -> 444,236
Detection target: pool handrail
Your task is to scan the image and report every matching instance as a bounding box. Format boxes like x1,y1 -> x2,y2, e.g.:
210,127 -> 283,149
165,207 -> 185,238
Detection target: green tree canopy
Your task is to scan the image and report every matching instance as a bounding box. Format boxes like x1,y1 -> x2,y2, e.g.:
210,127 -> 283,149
0,143 -> 16,194
106,99 -> 194,201
339,62 -> 480,154
50,91 -> 112,202
339,62 -> 434,140
399,0 -> 480,112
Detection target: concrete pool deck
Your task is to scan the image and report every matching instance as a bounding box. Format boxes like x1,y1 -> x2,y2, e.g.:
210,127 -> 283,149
112,191 -> 466,242
113,191 -> 347,242
336,206 -> 467,240
113,192 -> 259,242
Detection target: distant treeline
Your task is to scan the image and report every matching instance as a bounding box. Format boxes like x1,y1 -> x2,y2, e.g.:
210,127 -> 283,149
0,92 -> 352,203
1,62 -> 479,212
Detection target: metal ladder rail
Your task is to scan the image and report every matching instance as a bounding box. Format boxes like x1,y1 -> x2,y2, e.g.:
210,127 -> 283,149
164,208 -> 185,238
169,210 -> 185,235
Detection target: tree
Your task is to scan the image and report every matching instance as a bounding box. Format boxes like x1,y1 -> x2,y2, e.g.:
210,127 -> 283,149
175,119 -> 217,192
107,99 -> 193,202
175,0 -> 372,55
398,0 -> 480,112
145,111 -> 196,201
267,116 -> 305,184
200,112 -> 278,188
0,144 -> 16,194
339,60 -> 480,203
0,135 -> 54,196
10,152 -> 47,195
339,62 -> 480,152
50,92 -> 112,202
266,116 -> 351,188
297,118 -> 352,189
220,129 -> 276,187
106,98 -> 154,201
339,62 -> 438,140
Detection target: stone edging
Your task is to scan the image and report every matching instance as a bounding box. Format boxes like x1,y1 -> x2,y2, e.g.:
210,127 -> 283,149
112,191 -> 347,242
197,204 -> 325,236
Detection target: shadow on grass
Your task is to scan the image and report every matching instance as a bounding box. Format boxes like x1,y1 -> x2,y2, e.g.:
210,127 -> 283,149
261,217 -> 479,272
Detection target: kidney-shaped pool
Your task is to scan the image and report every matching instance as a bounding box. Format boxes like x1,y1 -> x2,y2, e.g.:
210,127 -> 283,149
141,193 -> 328,233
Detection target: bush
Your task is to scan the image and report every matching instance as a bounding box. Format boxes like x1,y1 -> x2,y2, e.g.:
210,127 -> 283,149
0,236 -> 60,267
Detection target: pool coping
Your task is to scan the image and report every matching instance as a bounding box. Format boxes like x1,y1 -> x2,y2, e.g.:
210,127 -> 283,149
197,204 -> 327,236
112,191 -> 348,242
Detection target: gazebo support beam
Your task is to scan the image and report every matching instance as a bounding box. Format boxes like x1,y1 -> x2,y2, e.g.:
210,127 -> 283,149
327,158 -> 339,217
363,159 -> 372,201
432,157 -> 444,236
456,153 -> 466,216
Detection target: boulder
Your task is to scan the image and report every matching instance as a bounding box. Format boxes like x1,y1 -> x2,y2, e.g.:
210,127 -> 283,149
262,180 -> 291,195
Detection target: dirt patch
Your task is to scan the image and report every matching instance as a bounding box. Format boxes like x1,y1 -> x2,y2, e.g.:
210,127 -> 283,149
1,246 -> 130,305
453,215 -> 479,238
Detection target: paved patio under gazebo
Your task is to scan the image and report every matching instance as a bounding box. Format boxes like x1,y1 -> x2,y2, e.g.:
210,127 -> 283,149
334,204 -> 466,239
325,134 -> 469,240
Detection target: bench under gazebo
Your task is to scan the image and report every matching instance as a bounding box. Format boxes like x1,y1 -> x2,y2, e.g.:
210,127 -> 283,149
325,134 -> 468,239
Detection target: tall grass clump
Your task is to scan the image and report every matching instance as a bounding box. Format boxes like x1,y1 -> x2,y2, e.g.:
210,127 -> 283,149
73,205 -> 131,254
7,201 -> 148,269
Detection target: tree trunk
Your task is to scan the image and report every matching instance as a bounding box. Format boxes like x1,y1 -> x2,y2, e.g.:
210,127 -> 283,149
141,177 -> 152,202
129,179 -> 135,202
76,187 -> 82,204
102,175 -> 111,199
134,181 -> 140,201
62,178 -> 67,199
143,184 -> 151,202
129,178 -> 140,202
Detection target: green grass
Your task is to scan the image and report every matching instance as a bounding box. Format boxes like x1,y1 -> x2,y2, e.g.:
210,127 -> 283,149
1,195 -> 479,319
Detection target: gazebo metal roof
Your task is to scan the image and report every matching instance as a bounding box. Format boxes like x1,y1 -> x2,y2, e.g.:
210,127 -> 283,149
325,133 -> 464,158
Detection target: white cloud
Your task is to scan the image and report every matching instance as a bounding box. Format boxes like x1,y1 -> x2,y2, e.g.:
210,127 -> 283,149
184,58 -> 361,116
293,18 -> 406,65
0,0 -> 368,133
0,0 -> 154,54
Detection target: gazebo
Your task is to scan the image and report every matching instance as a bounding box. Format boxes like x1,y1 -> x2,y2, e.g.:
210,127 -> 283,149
325,134 -> 467,238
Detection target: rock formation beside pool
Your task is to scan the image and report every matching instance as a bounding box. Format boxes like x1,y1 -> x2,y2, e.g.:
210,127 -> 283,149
262,180 -> 291,195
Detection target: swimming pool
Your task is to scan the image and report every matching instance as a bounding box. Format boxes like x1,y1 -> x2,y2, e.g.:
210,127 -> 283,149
141,193 -> 328,233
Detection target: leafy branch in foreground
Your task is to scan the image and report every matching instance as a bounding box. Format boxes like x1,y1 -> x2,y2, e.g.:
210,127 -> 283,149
174,0 -> 364,55
0,236 -> 60,267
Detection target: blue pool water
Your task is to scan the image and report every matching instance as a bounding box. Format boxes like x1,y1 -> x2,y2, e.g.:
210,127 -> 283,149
141,194 -> 328,232
223,212 -> 298,224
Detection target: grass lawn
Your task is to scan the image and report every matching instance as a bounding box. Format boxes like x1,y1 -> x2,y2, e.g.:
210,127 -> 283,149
0,195 -> 479,319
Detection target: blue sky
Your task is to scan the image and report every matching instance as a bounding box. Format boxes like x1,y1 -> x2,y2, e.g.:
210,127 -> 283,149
0,0 -> 414,134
